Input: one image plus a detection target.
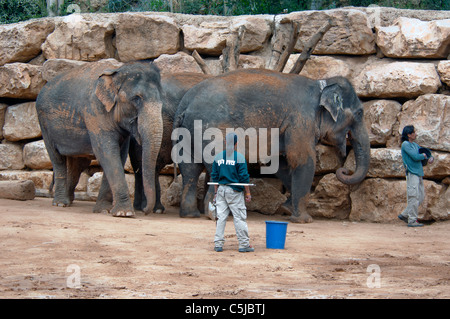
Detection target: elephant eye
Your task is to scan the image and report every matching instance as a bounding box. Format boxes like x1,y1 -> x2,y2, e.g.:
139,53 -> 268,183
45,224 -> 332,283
131,95 -> 143,108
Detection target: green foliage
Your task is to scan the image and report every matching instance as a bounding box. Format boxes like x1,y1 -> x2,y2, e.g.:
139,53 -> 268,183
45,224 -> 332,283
0,0 -> 47,24
1,0 -> 448,24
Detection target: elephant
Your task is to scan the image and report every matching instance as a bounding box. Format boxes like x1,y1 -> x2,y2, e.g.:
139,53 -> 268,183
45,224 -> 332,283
129,72 -> 211,214
35,61 -> 164,217
172,68 -> 370,222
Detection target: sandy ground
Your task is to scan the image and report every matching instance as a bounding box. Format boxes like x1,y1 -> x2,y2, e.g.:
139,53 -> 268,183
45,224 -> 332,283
0,197 -> 449,300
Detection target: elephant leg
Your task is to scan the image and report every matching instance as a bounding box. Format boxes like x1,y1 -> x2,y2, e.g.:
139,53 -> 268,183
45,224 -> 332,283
91,136 -> 134,217
275,156 -> 293,215
93,175 -> 113,214
179,162 -> 203,218
200,169 -> 211,215
153,171 -> 165,214
128,138 -> 146,211
290,157 -> 315,223
47,148 -> 70,207
67,157 -> 91,204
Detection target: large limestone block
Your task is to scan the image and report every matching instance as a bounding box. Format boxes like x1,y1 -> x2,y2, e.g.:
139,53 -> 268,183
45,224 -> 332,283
285,9 -> 375,55
0,63 -> 45,99
438,60 -> 450,86
308,173 -> 351,220
182,16 -> 271,56
42,14 -> 116,61
354,61 -> 441,99
23,140 -> 52,170
3,102 -> 41,142
0,144 -> 24,170
0,18 -> 55,66
427,186 -> 450,221
349,178 -> 444,222
87,172 -> 135,201
0,170 -> 53,197
345,148 -> 450,180
41,58 -> 123,82
398,94 -> 450,152
376,18 -> 450,58
282,55 -> 352,79
115,13 -> 180,61
246,178 -> 287,215
363,99 -> 402,146
154,52 -> 202,74
315,144 -> 343,174
41,58 -> 88,82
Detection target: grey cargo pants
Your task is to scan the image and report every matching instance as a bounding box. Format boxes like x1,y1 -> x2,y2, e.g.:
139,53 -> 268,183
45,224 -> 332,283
400,172 -> 425,224
214,185 -> 250,249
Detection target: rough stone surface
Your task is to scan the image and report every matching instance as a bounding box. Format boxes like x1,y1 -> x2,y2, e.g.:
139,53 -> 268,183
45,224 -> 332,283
354,61 -> 441,98
376,18 -> 450,58
0,63 -> 45,99
0,19 -> 55,66
2,102 -> 41,142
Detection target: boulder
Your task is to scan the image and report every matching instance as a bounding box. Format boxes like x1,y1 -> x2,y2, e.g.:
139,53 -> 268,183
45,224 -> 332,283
308,173 -> 351,220
398,94 -> 450,152
0,143 -> 24,170
246,178 -> 287,215
115,13 -> 180,61
437,60 -> 450,86
0,180 -> 35,201
0,170 -> 53,197
315,144 -> 343,174
154,52 -> 202,74
23,140 -> 52,170
42,14 -> 116,61
363,99 -> 402,146
376,18 -> 450,59
182,20 -> 230,56
41,58 -> 88,82
0,63 -> 45,99
87,172 -> 135,201
349,178 -> 444,222
354,61 -> 441,98
2,102 -> 41,142
0,18 -> 55,66
427,186 -> 450,221
286,9 -> 376,55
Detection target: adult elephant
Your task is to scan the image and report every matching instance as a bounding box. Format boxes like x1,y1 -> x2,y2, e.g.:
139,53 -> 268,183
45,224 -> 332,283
173,68 -> 370,223
130,72 -> 211,214
36,61 -> 164,217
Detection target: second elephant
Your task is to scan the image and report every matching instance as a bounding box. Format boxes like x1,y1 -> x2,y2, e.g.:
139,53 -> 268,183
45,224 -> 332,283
172,68 -> 371,222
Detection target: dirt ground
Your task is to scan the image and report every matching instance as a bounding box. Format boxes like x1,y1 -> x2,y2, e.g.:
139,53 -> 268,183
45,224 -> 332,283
0,197 -> 449,300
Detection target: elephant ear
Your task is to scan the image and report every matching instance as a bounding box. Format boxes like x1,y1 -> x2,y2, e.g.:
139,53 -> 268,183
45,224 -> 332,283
319,82 -> 344,122
95,69 -> 119,113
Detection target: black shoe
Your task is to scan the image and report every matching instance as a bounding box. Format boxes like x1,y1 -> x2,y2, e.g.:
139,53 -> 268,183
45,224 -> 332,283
238,246 -> 254,252
214,246 -> 223,252
398,214 -> 408,223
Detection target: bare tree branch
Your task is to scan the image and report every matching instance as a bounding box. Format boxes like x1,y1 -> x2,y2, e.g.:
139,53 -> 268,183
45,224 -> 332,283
192,50 -> 212,75
289,19 -> 334,74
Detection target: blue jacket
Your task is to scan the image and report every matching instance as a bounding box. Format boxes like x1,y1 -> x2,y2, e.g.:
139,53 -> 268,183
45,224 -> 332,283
211,150 -> 250,192
401,141 -> 426,177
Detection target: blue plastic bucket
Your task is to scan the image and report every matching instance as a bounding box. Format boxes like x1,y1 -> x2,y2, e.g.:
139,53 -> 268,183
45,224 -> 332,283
265,221 -> 288,249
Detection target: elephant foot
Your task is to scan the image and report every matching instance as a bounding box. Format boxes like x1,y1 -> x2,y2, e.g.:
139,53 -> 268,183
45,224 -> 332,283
112,210 -> 135,218
153,208 -> 165,214
180,209 -> 201,218
93,200 -> 112,214
290,213 -> 313,224
52,198 -> 70,207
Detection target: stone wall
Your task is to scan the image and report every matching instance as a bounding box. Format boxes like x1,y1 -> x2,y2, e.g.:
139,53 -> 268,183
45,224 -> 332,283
0,7 -> 449,222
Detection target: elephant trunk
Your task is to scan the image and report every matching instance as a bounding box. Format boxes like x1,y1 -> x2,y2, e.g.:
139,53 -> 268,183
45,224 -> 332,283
336,121 -> 370,185
138,102 -> 163,214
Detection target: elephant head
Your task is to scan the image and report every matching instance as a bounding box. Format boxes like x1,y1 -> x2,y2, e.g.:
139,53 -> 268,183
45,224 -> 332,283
318,76 -> 370,185
95,62 -> 164,214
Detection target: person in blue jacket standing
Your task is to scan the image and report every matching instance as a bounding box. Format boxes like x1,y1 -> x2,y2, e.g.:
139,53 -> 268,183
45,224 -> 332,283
398,125 -> 434,227
211,132 -> 254,252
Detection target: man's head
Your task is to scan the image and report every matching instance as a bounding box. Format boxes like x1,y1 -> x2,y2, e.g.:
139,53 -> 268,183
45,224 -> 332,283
401,125 -> 416,143
225,132 -> 238,154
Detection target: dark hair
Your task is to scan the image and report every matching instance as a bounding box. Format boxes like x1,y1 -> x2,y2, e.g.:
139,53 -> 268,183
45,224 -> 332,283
401,125 -> 415,143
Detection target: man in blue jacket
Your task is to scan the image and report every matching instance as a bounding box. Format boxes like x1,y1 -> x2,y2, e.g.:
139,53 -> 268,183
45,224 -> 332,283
211,133 -> 254,252
398,125 -> 434,227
